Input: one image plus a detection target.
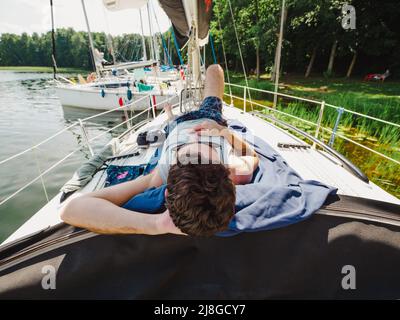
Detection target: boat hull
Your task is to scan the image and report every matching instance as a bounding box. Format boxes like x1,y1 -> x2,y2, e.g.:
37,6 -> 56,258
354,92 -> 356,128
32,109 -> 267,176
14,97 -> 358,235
55,86 -> 179,111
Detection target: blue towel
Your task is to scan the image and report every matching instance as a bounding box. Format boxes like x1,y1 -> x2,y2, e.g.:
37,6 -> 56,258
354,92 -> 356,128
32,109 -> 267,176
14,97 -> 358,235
105,148 -> 161,187
122,121 -> 337,236
123,186 -> 166,213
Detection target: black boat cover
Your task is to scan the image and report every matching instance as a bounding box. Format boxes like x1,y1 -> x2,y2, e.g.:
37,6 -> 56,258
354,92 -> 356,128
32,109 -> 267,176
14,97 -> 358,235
1,195 -> 400,299
159,0 -> 212,47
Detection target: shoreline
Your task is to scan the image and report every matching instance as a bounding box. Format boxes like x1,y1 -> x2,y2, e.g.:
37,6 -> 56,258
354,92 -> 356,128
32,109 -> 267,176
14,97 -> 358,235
0,66 -> 90,74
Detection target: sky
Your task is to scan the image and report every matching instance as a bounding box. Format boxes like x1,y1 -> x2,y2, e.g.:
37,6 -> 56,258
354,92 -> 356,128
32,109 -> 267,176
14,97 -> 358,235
0,0 -> 171,36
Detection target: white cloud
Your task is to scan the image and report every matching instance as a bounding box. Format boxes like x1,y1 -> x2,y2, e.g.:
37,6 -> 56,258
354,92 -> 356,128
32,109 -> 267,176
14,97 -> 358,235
0,22 -> 26,35
0,0 -> 171,35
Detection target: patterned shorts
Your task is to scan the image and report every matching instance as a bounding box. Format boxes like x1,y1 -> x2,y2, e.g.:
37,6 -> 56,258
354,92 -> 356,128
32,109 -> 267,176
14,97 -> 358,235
175,96 -> 227,127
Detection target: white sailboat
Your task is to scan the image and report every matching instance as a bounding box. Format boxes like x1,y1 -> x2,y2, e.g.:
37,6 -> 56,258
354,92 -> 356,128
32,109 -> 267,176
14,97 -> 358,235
55,0 -> 182,111
1,0 -> 400,299
55,73 -> 181,111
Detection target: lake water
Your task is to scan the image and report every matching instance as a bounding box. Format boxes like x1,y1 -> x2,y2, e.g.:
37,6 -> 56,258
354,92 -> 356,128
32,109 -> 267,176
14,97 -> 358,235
0,71 -> 140,242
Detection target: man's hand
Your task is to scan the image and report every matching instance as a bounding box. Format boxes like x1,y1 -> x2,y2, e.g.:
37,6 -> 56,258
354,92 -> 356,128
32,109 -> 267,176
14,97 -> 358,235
193,121 -> 226,136
194,121 -> 259,185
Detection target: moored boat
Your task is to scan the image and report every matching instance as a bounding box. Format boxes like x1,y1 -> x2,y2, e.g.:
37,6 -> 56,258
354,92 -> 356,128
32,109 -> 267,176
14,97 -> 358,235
54,76 -> 181,111
53,0 -> 182,111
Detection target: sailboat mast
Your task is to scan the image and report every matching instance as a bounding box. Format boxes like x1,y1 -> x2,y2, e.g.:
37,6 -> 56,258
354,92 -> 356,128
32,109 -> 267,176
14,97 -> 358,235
107,34 -> 116,65
146,2 -> 156,61
139,8 -> 147,61
190,0 -> 201,86
81,0 -> 99,77
149,2 -> 160,63
50,0 -> 57,79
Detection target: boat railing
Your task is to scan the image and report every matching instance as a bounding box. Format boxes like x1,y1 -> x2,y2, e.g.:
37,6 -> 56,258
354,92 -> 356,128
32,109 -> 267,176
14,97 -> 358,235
224,82 -> 400,167
1,83 -> 398,209
0,94 -> 176,208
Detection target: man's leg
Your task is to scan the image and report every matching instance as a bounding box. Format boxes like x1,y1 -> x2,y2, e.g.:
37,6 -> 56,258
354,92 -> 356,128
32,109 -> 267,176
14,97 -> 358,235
172,64 -> 227,127
204,64 -> 225,99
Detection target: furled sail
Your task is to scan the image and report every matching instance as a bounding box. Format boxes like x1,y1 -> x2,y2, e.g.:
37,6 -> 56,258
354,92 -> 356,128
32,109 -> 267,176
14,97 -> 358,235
103,0 -> 148,11
159,0 -> 212,47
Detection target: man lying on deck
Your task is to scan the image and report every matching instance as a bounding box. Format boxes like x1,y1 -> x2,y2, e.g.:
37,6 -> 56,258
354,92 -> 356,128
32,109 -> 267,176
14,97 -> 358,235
60,64 -> 259,237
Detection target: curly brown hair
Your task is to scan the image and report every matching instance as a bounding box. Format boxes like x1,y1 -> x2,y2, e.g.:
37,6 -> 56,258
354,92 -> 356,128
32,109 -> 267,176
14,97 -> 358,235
165,159 -> 236,237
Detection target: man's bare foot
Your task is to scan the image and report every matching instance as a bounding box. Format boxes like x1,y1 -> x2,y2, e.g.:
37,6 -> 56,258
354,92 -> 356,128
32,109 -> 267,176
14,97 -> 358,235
204,64 -> 224,99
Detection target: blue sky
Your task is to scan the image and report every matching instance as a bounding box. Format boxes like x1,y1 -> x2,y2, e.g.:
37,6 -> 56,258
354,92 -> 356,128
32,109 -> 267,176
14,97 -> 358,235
0,0 -> 171,35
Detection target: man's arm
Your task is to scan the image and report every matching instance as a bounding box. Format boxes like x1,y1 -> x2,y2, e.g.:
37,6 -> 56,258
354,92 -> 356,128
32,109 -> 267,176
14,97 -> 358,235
59,169 -> 183,235
193,122 -> 259,184
222,130 -> 259,184
60,199 -> 181,235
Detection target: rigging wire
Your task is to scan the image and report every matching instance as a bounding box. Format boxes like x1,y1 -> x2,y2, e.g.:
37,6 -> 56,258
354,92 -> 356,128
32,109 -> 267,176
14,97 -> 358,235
215,3 -> 233,105
209,32 -> 217,65
100,4 -> 123,91
139,8 -> 148,61
149,1 -> 173,66
148,1 -> 164,89
116,39 -> 132,62
101,4 -> 116,64
33,146 -> 49,203
146,1 -> 156,61
130,41 -> 141,62
171,26 -> 184,65
167,31 -> 172,64
226,0 -> 253,109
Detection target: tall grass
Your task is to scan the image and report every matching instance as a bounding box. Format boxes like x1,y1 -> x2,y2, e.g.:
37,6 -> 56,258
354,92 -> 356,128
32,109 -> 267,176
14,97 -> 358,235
227,75 -> 400,146
0,66 -> 90,73
229,74 -> 400,124
225,74 -> 400,198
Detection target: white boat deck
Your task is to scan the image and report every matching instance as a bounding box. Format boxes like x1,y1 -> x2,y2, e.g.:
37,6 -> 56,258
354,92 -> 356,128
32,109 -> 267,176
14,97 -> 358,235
223,106 -> 399,204
2,104 -> 399,245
